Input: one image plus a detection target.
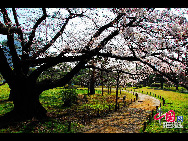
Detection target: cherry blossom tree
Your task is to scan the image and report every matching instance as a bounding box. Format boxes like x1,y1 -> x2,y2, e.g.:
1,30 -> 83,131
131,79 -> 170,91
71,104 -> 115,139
0,8 -> 129,122
0,8 -> 187,124
96,8 -> 188,89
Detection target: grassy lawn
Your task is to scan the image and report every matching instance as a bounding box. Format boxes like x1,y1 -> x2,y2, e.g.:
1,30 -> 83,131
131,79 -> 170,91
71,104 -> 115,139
0,84 -> 187,133
0,84 -> 135,133
0,84 -> 13,116
126,87 -> 188,133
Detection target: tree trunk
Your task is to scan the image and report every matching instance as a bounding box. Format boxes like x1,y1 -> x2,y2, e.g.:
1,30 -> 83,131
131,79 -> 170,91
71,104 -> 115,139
9,80 -> 46,120
101,74 -> 104,96
89,68 -> 95,94
115,72 -> 120,111
0,80 -> 47,128
160,79 -> 163,89
176,83 -> 179,90
143,79 -> 146,87
160,75 -> 163,89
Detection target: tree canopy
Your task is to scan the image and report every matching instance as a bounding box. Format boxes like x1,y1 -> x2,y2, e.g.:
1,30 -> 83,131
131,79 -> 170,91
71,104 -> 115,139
0,8 -> 187,91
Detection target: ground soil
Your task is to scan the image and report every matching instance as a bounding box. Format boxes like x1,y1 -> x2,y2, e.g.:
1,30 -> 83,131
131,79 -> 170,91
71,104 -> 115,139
80,91 -> 160,133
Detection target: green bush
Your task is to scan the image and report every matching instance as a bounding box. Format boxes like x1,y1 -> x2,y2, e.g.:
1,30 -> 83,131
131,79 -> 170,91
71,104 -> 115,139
136,84 -> 142,88
61,88 -> 78,107
150,83 -> 161,87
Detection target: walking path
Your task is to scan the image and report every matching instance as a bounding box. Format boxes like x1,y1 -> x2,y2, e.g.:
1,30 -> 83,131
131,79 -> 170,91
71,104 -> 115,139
80,91 -> 160,133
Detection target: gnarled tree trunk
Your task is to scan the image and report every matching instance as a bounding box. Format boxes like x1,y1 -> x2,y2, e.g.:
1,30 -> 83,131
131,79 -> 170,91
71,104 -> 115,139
3,79 -> 47,122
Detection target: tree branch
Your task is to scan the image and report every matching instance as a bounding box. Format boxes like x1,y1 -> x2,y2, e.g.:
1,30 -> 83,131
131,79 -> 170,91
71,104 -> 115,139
1,8 -> 11,27
30,13 -> 124,84
0,26 -> 22,35
96,52 -> 140,61
84,13 -> 124,50
136,57 -> 188,89
166,56 -> 185,64
25,8 -> 47,51
27,55 -> 86,66
0,46 -> 15,85
84,65 -> 146,75
32,11 -> 76,59
12,8 -> 25,49
1,8 -> 22,75
37,29 -> 121,91
28,55 -> 87,81
7,33 -> 22,75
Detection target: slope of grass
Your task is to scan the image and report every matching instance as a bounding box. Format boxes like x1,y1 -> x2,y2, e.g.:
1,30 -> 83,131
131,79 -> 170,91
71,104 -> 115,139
127,87 -> 188,133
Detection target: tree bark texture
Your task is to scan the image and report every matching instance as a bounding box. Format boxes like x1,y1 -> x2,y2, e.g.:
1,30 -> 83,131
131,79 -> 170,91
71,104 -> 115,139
9,79 -> 46,120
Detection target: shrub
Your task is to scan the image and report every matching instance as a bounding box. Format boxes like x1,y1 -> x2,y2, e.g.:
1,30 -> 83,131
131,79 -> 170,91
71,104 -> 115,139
150,83 -> 161,87
61,88 -> 78,107
136,84 -> 142,88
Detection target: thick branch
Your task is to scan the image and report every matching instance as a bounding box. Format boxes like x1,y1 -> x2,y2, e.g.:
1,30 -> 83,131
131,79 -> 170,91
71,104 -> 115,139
96,52 -> 140,61
26,55 -> 85,66
84,65 -> 146,75
85,13 -> 124,50
137,57 -> 187,89
0,26 -> 22,35
28,55 -> 87,81
0,46 -> 15,85
38,57 -> 88,91
1,8 -> 21,75
7,33 -> 22,74
37,30 -> 120,91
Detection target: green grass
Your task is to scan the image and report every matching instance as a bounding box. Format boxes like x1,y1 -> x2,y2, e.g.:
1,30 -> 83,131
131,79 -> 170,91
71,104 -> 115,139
0,85 -> 135,133
83,87 -> 135,110
1,84 -> 187,133
127,87 -> 188,133
0,83 -> 13,116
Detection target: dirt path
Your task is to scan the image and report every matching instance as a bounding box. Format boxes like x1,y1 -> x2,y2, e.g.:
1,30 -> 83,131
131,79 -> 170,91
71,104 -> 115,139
80,91 -> 160,133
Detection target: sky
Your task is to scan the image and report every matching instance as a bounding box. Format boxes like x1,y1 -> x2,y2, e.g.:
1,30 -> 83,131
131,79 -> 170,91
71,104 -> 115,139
0,8 -> 188,41
1,8 -> 188,43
